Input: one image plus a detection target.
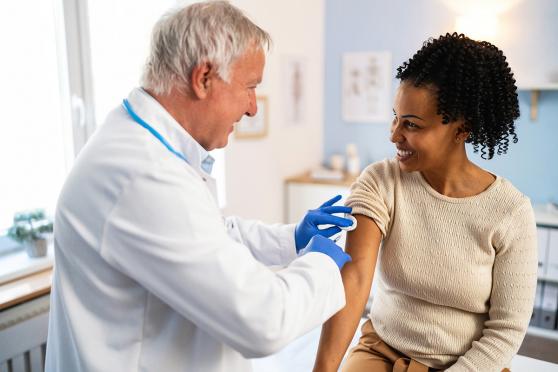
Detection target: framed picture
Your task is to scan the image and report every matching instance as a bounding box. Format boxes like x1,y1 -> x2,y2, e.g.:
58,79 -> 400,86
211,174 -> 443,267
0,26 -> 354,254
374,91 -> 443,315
235,95 -> 268,139
342,51 -> 392,123
281,55 -> 306,126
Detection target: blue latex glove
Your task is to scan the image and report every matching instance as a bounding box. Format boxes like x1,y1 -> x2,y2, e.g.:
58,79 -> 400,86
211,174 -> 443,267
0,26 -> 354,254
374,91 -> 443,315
294,195 -> 354,252
299,235 -> 352,270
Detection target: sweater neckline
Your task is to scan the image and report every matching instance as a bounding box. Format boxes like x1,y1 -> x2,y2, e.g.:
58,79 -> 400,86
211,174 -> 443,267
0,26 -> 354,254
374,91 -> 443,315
415,170 -> 502,204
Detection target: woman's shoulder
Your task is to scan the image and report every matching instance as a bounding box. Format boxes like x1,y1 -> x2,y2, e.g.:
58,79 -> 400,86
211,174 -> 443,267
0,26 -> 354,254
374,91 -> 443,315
487,177 -> 537,250
485,177 -> 536,238
491,177 -> 532,211
360,158 -> 400,182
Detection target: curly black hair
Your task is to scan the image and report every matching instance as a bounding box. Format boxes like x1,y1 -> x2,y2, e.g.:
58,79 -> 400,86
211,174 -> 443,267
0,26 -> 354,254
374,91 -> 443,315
396,33 -> 520,159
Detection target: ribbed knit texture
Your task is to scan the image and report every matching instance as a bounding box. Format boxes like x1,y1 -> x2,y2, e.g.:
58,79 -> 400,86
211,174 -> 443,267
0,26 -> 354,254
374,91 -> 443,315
346,158 -> 538,372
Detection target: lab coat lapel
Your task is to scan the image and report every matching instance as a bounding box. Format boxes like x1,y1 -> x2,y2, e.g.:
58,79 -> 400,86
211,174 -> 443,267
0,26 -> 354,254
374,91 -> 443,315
127,88 -> 220,205
204,176 -> 219,204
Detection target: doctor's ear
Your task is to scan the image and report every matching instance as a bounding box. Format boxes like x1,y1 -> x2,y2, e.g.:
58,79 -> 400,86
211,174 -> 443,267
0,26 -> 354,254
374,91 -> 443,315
190,62 -> 215,99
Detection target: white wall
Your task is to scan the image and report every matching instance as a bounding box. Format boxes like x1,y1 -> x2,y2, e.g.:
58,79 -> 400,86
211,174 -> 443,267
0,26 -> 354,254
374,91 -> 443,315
222,0 -> 325,223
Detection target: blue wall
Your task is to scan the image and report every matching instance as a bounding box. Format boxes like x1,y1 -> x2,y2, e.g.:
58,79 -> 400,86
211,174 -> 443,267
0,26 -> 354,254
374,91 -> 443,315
324,0 -> 558,204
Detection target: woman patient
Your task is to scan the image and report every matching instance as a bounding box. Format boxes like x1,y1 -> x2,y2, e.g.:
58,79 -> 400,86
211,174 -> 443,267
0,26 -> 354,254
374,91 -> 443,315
313,33 -> 537,372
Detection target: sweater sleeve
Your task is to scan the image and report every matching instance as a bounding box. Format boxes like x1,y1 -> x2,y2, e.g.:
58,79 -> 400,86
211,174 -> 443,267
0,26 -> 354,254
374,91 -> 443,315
344,159 -> 395,237
446,199 -> 538,372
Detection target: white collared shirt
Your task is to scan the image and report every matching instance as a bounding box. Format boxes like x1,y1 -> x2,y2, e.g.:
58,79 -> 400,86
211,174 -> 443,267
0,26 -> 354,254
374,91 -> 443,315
45,88 -> 345,372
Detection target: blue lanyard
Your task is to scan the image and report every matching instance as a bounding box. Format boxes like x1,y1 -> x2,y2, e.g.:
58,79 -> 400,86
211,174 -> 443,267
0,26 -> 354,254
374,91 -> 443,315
122,99 -> 189,164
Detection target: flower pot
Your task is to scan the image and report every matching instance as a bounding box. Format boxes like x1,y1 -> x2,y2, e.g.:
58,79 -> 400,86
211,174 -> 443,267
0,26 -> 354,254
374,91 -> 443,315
24,238 -> 48,258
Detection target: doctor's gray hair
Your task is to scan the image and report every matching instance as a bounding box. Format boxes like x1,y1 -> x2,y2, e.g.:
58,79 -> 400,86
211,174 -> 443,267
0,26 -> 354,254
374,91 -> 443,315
141,1 -> 271,95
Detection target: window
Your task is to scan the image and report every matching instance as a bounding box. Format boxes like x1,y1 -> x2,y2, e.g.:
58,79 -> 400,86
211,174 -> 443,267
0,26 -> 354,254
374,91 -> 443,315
0,1 -> 74,233
86,1 -> 177,125
1,0 -> 227,254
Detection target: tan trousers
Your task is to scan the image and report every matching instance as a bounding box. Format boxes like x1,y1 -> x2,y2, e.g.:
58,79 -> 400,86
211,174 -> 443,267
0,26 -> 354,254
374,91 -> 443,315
342,320 -> 511,372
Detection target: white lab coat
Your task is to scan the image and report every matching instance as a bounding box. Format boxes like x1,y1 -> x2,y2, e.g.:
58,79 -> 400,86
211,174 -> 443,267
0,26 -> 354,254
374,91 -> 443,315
45,88 -> 345,372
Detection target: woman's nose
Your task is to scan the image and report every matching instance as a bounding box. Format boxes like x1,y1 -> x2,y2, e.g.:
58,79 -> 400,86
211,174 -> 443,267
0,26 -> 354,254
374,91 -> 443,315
390,122 -> 403,143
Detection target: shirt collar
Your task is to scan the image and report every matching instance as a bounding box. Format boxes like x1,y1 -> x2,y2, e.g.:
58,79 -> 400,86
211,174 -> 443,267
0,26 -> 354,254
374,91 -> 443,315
125,88 -> 214,176
201,155 -> 215,175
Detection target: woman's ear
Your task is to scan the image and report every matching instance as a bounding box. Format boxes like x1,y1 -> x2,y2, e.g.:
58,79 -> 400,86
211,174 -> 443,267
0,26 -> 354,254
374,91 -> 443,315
455,123 -> 470,143
190,62 -> 214,99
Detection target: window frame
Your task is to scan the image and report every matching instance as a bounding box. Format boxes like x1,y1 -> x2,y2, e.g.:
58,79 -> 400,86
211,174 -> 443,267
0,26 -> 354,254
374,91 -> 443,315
58,0 -> 97,156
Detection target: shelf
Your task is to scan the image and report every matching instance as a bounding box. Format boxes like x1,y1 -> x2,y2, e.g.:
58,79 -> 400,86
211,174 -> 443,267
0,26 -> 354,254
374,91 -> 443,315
538,276 -> 558,284
517,84 -> 558,121
517,83 -> 558,91
527,325 -> 558,341
534,205 -> 558,228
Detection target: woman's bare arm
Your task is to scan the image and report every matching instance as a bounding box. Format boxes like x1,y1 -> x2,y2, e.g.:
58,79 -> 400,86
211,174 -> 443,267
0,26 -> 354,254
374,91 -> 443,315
313,215 -> 382,372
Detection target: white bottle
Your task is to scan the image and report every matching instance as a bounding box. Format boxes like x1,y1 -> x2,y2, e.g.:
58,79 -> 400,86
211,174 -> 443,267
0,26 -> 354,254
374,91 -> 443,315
346,143 -> 360,176
329,153 -> 345,172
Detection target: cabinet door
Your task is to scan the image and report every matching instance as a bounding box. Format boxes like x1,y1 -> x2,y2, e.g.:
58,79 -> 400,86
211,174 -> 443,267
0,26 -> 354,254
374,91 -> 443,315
286,183 -> 351,224
537,227 -> 550,277
286,183 -> 352,248
547,229 -> 558,281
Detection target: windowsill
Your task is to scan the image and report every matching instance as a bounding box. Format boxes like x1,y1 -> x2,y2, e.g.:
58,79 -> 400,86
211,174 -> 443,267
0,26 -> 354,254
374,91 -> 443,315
0,268 -> 52,311
0,243 -> 54,286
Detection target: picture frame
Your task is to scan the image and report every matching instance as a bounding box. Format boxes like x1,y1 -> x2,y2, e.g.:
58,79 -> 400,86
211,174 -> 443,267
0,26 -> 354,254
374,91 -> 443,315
342,51 -> 392,123
235,95 -> 269,139
281,55 -> 306,126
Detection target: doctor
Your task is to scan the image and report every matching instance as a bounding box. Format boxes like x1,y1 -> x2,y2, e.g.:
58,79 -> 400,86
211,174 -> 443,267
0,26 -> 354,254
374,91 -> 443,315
46,1 -> 352,371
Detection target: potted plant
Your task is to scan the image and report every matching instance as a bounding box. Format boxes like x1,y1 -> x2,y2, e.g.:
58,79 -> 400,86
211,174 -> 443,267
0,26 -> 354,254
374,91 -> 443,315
7,209 -> 53,257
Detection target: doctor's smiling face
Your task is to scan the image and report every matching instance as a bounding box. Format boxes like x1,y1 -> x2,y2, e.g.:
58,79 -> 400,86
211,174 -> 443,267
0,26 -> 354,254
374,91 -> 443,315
390,81 -> 466,174
193,46 -> 265,151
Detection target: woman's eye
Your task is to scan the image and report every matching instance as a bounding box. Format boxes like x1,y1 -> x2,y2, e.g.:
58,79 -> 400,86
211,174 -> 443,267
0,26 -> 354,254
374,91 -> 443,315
403,120 -> 419,129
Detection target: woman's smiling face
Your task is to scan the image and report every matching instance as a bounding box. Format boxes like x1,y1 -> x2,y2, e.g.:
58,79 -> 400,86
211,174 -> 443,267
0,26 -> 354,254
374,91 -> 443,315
390,81 -> 465,173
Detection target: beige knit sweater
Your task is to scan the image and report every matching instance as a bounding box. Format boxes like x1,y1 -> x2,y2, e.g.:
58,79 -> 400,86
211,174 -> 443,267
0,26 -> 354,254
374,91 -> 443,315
346,158 -> 538,371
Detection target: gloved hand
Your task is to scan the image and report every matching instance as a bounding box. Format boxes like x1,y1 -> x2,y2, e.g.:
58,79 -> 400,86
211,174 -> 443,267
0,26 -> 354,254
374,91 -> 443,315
295,195 -> 354,252
299,235 -> 352,270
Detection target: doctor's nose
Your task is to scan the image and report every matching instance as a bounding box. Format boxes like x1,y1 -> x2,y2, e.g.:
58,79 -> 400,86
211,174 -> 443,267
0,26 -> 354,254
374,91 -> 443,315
245,90 -> 258,117
245,105 -> 257,117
